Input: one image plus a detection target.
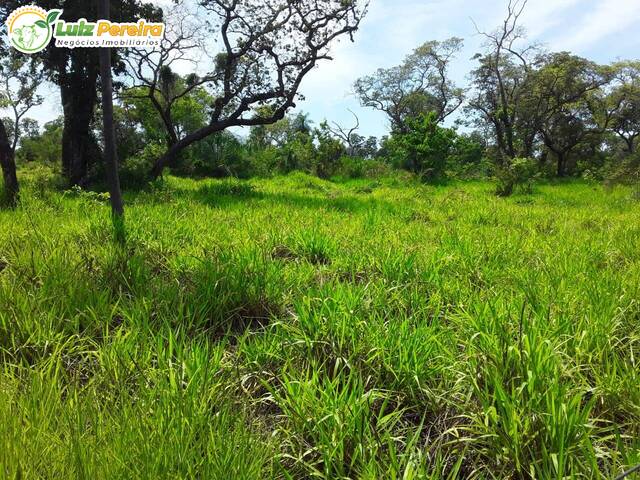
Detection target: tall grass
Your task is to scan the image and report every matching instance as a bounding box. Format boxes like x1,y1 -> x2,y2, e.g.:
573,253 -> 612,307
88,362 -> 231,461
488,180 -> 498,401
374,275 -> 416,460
1,171 -> 639,478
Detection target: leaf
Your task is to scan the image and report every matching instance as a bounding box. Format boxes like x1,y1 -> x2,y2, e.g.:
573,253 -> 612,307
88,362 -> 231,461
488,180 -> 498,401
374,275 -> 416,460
35,20 -> 47,29
46,10 -> 62,24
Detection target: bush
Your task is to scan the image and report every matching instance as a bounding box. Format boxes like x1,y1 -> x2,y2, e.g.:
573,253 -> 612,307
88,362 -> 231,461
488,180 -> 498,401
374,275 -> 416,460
248,146 -> 280,178
185,133 -> 253,179
602,151 -> 640,187
119,142 -> 165,188
447,133 -> 485,177
334,156 -> 391,179
314,134 -> 345,179
494,157 -> 538,197
385,113 -> 457,181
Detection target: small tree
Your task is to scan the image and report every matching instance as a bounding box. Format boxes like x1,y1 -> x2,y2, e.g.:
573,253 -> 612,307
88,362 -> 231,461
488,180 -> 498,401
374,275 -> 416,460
494,157 -> 538,196
386,112 -> 456,180
315,122 -> 346,178
0,56 -> 44,205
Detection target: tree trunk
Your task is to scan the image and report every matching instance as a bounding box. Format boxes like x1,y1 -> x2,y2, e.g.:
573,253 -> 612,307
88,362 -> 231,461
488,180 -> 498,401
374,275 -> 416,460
0,118 -> 19,206
98,0 -> 124,218
150,122 -> 226,179
60,68 -> 100,186
556,152 -> 566,177
625,136 -> 635,154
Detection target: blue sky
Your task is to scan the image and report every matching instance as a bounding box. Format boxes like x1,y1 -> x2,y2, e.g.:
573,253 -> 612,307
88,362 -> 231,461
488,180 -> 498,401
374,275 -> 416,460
300,0 -> 640,138
22,0 -> 640,139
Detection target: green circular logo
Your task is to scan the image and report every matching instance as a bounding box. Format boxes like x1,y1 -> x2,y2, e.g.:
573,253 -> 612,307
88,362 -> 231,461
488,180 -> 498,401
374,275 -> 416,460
6,7 -> 61,54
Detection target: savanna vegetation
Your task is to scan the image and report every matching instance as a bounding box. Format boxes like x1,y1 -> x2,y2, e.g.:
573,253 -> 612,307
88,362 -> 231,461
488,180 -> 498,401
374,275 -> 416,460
1,0 -> 639,478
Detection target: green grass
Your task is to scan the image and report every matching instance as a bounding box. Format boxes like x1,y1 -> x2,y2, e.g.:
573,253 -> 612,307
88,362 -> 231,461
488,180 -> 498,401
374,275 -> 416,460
1,170 -> 639,479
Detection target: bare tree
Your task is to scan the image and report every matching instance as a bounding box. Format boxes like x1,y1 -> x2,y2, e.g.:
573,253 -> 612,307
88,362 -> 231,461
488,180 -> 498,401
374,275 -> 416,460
354,38 -> 464,133
326,109 -> 360,155
0,56 -> 44,205
147,0 -> 368,179
467,0 -> 541,161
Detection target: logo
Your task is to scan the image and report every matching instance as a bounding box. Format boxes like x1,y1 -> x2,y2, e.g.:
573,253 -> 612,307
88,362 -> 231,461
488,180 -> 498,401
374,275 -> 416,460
5,6 -> 165,53
6,6 -> 61,54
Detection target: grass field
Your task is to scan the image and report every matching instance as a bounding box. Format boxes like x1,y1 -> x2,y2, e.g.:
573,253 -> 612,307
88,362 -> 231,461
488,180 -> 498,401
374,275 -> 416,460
1,171 -> 639,479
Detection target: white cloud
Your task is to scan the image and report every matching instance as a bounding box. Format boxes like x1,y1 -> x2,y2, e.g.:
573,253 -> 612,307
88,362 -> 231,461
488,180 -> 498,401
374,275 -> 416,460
552,0 -> 640,52
519,0 -> 583,39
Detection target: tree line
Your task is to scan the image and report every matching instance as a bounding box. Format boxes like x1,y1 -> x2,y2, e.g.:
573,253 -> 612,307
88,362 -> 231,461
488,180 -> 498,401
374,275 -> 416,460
1,0 -> 639,209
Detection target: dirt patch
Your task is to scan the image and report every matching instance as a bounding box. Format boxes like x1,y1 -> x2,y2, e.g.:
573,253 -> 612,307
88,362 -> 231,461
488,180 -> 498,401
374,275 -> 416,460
270,245 -> 299,262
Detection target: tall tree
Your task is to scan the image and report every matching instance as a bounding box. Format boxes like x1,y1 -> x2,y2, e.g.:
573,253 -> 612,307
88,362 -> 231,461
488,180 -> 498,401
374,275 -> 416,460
0,56 -> 44,205
354,38 -> 464,133
98,0 -> 124,219
467,0 -> 540,162
148,0 -> 368,179
0,119 -> 17,206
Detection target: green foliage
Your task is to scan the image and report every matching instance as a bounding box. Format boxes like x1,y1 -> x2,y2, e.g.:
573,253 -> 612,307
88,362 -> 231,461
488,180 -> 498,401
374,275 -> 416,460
314,124 -> 347,178
16,118 -> 63,164
447,132 -> 488,178
602,150 -> 640,190
333,155 -> 391,179
279,131 -> 317,173
494,157 -> 539,196
121,83 -> 211,147
183,132 -> 253,179
244,113 -> 379,180
607,61 -> 640,154
118,143 -> 165,188
385,113 -> 457,180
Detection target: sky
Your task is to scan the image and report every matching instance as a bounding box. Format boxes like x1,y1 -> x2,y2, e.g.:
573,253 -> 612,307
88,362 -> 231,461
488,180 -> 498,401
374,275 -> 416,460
17,0 -> 640,139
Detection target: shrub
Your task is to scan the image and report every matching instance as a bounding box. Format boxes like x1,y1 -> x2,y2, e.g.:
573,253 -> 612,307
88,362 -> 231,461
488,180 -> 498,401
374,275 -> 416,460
602,151 -> 640,187
447,133 -> 485,177
248,146 -> 280,178
385,113 -> 457,181
186,132 -> 253,179
119,142 -> 165,188
494,157 -> 538,197
334,156 -> 391,179
315,135 -> 345,179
